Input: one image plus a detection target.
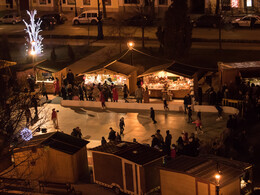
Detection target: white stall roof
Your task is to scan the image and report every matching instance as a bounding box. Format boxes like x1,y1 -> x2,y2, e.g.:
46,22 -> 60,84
219,61 -> 260,69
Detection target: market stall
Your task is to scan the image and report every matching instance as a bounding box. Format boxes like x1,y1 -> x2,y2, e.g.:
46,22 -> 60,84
83,61 -> 137,95
139,63 -> 197,99
218,61 -> 260,86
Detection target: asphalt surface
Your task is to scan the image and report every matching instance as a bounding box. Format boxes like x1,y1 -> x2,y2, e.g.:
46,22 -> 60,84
1,21 -> 260,42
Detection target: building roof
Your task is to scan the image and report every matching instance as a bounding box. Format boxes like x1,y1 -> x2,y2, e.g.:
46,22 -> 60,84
161,155 -> 251,187
219,61 -> 260,70
90,141 -> 165,165
84,60 -> 137,76
15,132 -> 89,155
139,62 -> 198,78
0,60 -> 17,69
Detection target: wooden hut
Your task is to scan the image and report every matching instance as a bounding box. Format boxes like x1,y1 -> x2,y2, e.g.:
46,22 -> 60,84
7,132 -> 89,183
160,155 -> 252,195
90,141 -> 165,195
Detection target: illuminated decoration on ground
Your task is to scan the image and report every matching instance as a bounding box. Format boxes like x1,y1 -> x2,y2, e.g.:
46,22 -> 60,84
20,128 -> 33,141
23,10 -> 43,55
231,0 -> 239,7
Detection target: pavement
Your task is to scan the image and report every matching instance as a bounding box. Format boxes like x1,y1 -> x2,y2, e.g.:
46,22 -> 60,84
2,21 -> 260,42
35,95 -> 227,150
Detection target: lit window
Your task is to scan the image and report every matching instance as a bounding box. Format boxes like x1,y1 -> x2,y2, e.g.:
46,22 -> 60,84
83,0 -> 90,5
124,0 -> 139,4
67,0 -> 75,5
231,0 -> 239,7
246,0 -> 252,7
159,0 -> 167,5
39,0 -> 47,4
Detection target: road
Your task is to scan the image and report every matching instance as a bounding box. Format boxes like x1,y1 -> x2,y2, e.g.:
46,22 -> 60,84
1,22 -> 260,41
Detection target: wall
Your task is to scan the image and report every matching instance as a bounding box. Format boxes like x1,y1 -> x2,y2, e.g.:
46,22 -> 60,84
0,0 -> 17,11
92,152 -> 124,189
220,179 -> 240,195
160,170 -> 196,195
11,147 -> 78,183
72,147 -> 89,182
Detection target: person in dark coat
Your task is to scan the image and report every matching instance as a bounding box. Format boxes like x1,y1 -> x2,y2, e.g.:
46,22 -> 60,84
101,137 -> 107,145
31,95 -> 38,116
78,84 -> 84,101
198,86 -> 203,105
150,107 -> 157,124
115,132 -> 121,141
183,95 -> 188,113
119,117 -> 125,135
151,135 -> 160,148
123,84 -> 129,103
61,84 -> 67,100
67,84 -> 73,100
108,127 -> 116,141
66,69 -> 74,86
165,130 -> 172,156
187,106 -> 192,123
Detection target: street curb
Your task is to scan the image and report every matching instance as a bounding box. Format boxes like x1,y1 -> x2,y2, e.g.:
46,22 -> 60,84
7,34 -> 260,43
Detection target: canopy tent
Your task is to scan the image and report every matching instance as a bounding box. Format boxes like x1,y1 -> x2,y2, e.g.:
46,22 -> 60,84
139,62 -> 198,78
0,60 -> 17,70
218,61 -> 260,85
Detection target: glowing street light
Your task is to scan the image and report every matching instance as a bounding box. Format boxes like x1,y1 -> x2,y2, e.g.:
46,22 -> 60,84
215,173 -> 221,195
127,41 -> 135,50
30,49 -> 36,56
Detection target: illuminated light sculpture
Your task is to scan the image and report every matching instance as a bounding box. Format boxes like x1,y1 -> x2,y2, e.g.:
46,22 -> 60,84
23,10 -> 43,56
231,0 -> 239,7
20,128 -> 33,141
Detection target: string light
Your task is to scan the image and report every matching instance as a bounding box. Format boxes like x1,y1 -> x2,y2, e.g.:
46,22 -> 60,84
20,128 -> 33,141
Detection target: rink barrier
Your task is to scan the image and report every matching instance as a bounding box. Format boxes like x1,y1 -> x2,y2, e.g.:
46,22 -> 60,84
61,100 -> 239,115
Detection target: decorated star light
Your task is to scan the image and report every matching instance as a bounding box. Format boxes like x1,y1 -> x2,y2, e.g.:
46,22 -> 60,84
20,128 -> 33,141
23,10 -> 43,56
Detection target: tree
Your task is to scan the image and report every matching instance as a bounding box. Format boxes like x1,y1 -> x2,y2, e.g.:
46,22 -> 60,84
0,67 -> 48,173
162,0 -> 192,59
51,47 -> 57,62
67,45 -> 75,61
101,0 -> 107,18
14,0 -> 21,16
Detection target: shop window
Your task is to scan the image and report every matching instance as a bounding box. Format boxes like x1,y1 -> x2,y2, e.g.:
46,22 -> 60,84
83,0 -> 90,5
48,0 -> 51,3
105,0 -> 111,5
159,0 -> 167,5
39,0 -> 47,4
67,0 -> 75,5
246,0 -> 252,6
124,0 -> 139,4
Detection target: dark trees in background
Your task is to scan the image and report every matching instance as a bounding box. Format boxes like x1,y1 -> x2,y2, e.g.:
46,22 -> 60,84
67,45 -> 75,61
0,35 -> 12,61
160,0 -> 192,59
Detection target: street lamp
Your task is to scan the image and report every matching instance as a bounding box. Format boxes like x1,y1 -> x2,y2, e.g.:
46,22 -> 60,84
127,41 -> 135,66
215,173 -> 221,195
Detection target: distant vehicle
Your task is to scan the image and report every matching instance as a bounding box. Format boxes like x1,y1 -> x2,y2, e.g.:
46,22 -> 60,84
193,15 -> 222,28
232,15 -> 260,28
0,14 -> 21,24
125,14 -> 153,26
41,13 -> 67,24
72,10 -> 100,25
40,17 -> 57,30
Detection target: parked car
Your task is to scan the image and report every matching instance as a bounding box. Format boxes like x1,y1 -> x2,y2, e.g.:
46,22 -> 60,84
40,17 -> 57,30
193,15 -> 222,28
41,13 -> 67,24
125,14 -> 154,26
0,13 -> 21,24
232,15 -> 260,28
72,10 -> 100,25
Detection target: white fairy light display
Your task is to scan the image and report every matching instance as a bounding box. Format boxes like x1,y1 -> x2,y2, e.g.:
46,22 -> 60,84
23,10 -> 43,56
20,128 -> 33,141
